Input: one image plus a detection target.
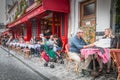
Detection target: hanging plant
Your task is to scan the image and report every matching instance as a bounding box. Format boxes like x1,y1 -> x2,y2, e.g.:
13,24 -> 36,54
18,0 -> 28,17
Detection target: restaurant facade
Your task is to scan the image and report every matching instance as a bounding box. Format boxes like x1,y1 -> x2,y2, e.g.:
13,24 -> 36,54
6,0 -> 120,44
7,0 -> 70,44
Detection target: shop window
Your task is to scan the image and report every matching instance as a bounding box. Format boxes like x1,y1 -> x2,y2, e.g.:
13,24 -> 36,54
84,2 -> 95,16
32,19 -> 37,37
61,14 -> 65,36
23,26 -> 27,36
115,0 -> 120,34
40,19 -> 48,34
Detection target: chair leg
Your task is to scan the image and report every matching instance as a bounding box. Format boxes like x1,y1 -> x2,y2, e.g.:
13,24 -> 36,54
24,52 -> 27,59
112,61 -> 115,71
39,52 -> 42,63
117,74 -> 120,80
26,51 -> 30,59
75,62 -> 79,75
24,51 -> 29,59
67,59 -> 71,72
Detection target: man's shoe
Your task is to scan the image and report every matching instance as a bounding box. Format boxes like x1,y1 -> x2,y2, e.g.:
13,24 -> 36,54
79,71 -> 85,77
50,64 -> 55,68
44,62 -> 48,67
82,69 -> 91,76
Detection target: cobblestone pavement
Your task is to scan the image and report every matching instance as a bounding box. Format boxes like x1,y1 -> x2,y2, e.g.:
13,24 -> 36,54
0,48 -> 48,80
1,46 -> 117,80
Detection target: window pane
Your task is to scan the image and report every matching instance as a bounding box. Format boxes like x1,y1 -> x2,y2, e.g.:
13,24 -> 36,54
84,3 -> 95,16
32,19 -> 37,37
23,26 -> 27,36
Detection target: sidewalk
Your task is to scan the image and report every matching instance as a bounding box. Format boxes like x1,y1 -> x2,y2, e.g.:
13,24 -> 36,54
1,46 -> 116,80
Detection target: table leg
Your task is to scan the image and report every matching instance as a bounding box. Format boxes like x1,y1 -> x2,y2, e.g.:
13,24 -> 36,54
91,54 -> 98,77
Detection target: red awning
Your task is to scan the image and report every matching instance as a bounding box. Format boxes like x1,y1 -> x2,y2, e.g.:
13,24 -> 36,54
7,0 -> 70,28
27,6 -> 46,19
8,6 -> 46,28
8,17 -> 26,28
1,30 -> 10,35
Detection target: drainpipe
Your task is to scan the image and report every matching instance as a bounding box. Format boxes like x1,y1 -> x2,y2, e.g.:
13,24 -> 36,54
110,0 -> 115,34
74,0 -> 76,33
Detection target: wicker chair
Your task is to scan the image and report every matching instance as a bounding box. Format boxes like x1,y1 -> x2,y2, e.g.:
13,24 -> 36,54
110,35 -> 120,80
110,49 -> 120,80
65,43 -> 70,64
65,43 -> 80,74
23,47 -> 31,59
23,42 -> 31,59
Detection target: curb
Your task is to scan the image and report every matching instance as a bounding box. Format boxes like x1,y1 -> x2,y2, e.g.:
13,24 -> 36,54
1,46 -> 60,80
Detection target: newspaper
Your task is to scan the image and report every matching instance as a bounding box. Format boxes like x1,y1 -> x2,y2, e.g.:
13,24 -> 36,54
93,38 -> 111,48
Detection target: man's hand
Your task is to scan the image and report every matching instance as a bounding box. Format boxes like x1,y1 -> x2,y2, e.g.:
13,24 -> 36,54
83,45 -> 88,48
83,44 -> 95,48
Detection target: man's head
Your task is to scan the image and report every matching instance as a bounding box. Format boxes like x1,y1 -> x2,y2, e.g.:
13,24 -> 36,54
47,29 -> 50,32
39,34 -> 44,38
53,35 -> 58,40
76,29 -> 84,38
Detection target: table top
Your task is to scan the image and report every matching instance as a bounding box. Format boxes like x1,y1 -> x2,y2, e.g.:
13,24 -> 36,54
110,49 -> 120,52
81,48 -> 110,63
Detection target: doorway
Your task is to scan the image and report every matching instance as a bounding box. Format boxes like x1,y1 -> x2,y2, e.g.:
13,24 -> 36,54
80,0 -> 96,43
40,12 -> 61,37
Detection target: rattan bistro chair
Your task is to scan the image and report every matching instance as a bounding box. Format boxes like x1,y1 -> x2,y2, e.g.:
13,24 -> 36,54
110,49 -> 120,80
23,47 -> 31,59
110,35 -> 120,80
65,43 -> 80,74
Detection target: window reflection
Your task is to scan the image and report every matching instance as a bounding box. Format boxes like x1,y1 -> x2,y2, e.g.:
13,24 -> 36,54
84,3 -> 95,16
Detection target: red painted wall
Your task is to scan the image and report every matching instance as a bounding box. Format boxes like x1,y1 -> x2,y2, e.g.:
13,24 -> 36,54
8,0 -> 70,43
60,13 -> 68,44
37,18 -> 41,37
26,21 -> 32,41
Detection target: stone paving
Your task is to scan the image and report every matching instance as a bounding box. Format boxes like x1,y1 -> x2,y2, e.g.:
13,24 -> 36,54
0,47 -> 47,80
1,46 -> 117,80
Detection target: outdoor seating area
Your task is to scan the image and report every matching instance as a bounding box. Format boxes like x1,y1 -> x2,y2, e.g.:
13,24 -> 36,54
0,34 -> 65,68
1,0 -> 120,80
0,33 -> 120,79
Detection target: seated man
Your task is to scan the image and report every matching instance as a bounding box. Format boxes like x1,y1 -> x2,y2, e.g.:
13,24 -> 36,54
44,29 -> 52,40
48,35 -> 54,45
30,36 -> 37,44
69,29 -> 91,75
45,35 -> 54,47
39,34 -> 47,45
12,38 -> 19,43
53,35 -> 63,56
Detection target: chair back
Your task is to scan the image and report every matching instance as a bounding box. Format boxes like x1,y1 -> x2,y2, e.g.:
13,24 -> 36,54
117,35 -> 120,49
110,49 -> 120,72
65,43 -> 70,53
61,41 -> 65,51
